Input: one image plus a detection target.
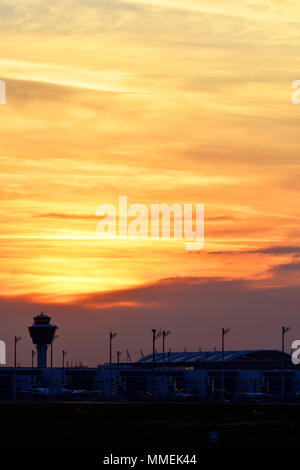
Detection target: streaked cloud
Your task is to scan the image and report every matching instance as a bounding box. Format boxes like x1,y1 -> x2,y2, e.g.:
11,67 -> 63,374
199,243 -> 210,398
0,59 -> 142,93
1,0 -> 300,303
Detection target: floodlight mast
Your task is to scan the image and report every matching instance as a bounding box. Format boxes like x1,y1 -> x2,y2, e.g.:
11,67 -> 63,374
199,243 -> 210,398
62,350 -> 67,386
162,330 -> 171,385
221,328 -> 230,402
13,336 -> 22,400
150,329 -> 163,401
151,329 -> 156,402
109,331 -> 118,397
281,326 -> 291,400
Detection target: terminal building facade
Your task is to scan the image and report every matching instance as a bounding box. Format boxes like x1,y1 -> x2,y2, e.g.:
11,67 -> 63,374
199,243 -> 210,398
0,314 -> 299,401
0,349 -> 299,401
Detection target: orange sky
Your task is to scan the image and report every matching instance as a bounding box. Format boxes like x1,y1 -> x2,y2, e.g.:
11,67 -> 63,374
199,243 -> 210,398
1,0 -> 300,308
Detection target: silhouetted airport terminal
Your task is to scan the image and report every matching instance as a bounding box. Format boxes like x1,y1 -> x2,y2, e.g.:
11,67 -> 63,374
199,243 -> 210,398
1,314 -> 299,402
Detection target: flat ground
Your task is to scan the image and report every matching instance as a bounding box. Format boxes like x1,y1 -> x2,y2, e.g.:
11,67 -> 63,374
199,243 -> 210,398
0,402 -> 299,462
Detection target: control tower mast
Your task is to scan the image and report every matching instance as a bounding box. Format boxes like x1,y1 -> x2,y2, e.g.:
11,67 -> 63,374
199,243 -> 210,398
28,313 -> 58,368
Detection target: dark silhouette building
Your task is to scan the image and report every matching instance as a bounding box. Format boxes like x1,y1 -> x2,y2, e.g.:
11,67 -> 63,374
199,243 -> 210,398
28,313 -> 57,368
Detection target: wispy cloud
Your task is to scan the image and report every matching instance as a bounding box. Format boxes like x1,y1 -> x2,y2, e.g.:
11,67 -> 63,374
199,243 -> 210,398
210,245 -> 300,256
1,0 -> 300,301
0,59 -> 142,93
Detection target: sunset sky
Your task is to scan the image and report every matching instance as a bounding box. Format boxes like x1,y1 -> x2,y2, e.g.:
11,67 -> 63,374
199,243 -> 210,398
1,0 -> 300,365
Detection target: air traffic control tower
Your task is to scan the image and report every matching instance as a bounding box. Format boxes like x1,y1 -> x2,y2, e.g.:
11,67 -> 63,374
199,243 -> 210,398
28,313 -> 57,368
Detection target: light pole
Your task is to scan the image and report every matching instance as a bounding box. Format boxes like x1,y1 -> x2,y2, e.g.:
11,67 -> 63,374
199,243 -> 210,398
50,335 -> 58,398
162,331 -> 171,387
13,336 -> 22,400
152,329 -> 156,401
62,350 -> 66,387
151,329 -> 162,402
281,326 -> 290,401
116,351 -> 121,387
109,331 -> 117,397
221,328 -> 230,402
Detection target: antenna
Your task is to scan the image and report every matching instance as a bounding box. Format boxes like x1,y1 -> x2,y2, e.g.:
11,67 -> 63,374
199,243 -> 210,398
126,349 -> 132,363
117,350 -> 122,364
